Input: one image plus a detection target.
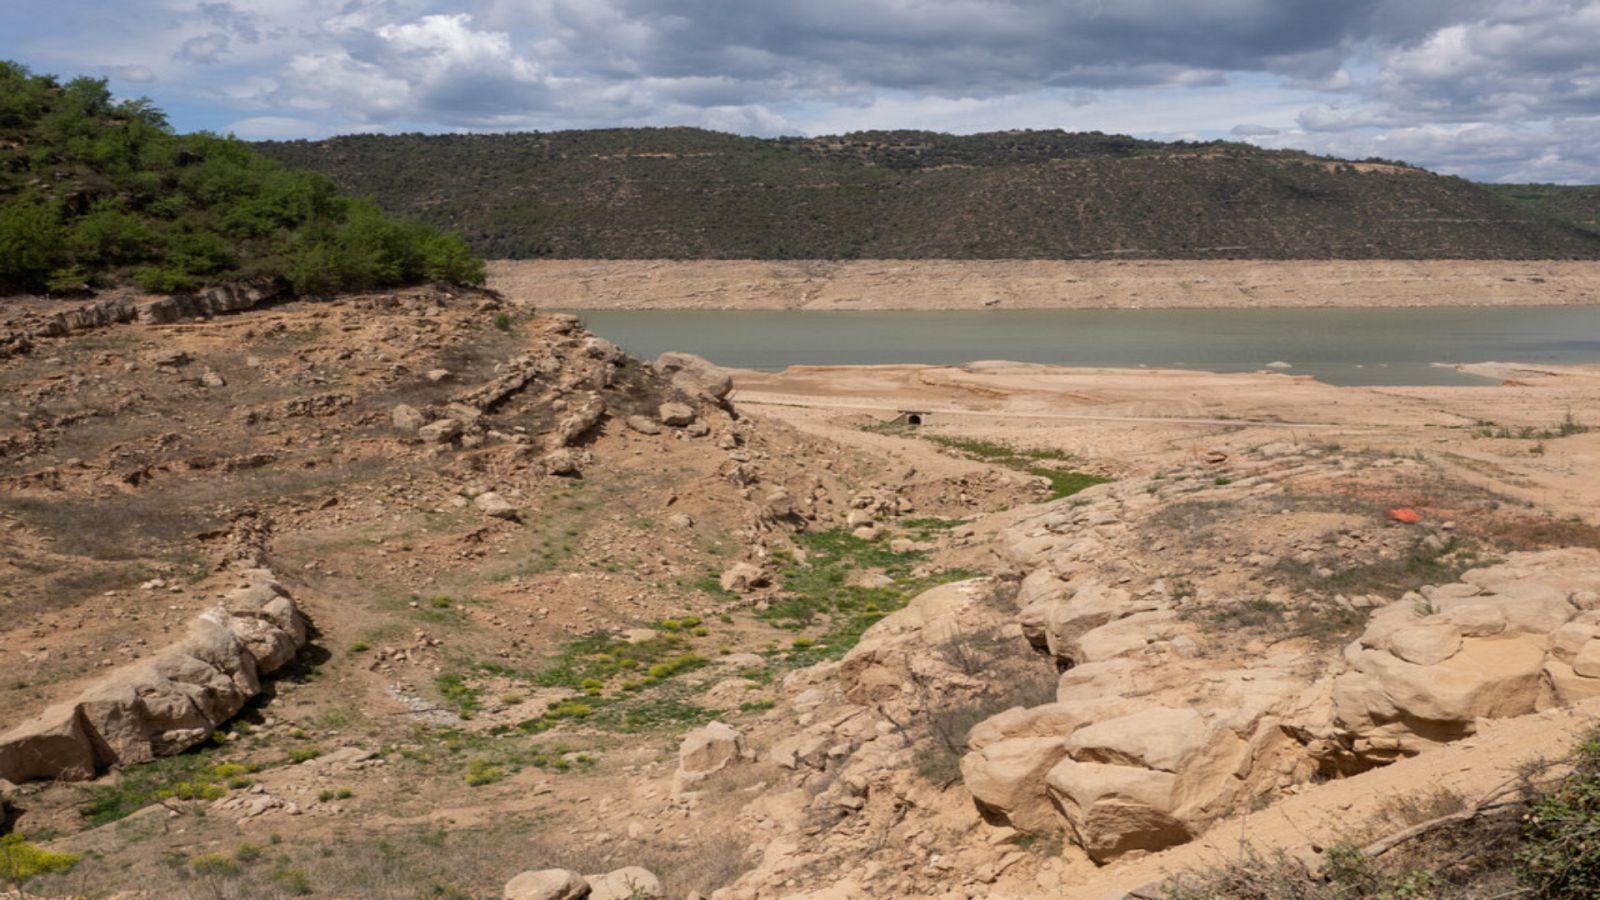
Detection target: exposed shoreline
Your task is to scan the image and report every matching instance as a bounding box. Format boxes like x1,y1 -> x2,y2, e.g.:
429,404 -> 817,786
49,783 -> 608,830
489,258 -> 1600,310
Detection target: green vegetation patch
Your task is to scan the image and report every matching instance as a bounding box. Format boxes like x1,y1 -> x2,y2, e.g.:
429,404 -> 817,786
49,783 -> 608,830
590,697 -> 716,733
924,436 -> 1111,499
78,748 -> 261,826
398,726 -> 595,784
504,632 -> 697,690
1520,727 -> 1600,896
434,672 -> 484,717
0,60 -> 483,295
0,834 -> 81,883
765,528 -> 981,667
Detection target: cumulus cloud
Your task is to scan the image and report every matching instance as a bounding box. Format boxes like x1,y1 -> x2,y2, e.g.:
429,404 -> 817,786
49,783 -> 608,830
5,0 -> 1600,180
253,12 -> 546,126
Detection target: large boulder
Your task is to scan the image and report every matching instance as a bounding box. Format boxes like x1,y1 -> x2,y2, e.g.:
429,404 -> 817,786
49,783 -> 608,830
674,721 -> 746,791
625,415 -> 662,436
505,869 -> 590,900
656,352 -> 733,403
392,404 -> 426,430
1046,759 -> 1189,861
0,569 -> 307,783
418,419 -> 462,444
547,394 -> 607,449
1320,550 -> 1600,768
838,579 -> 987,704
961,735 -> 1070,832
657,402 -> 696,427
585,867 -> 661,900
719,563 -> 767,594
474,491 -> 519,520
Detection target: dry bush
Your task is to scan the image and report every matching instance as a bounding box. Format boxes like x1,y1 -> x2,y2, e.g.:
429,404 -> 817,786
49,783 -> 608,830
913,627 -> 1058,786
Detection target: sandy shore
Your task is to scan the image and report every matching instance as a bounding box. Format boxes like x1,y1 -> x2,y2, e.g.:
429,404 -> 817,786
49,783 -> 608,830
729,360 -> 1600,520
489,258 -> 1600,310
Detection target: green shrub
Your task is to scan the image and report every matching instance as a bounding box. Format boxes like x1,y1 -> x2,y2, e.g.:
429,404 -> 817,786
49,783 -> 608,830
0,61 -> 486,295
465,758 -> 505,787
1520,728 -> 1600,896
0,834 -> 81,883
271,866 -> 313,895
233,843 -> 263,864
189,852 -> 242,877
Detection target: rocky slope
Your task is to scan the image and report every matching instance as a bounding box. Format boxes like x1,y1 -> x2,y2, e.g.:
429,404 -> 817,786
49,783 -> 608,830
3,283 -> 1600,898
0,285 -> 1039,896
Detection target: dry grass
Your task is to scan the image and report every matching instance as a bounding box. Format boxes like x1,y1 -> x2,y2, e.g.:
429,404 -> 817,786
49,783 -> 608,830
31,816 -> 757,899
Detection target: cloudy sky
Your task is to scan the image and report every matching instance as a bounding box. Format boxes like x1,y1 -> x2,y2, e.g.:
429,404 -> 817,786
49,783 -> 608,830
5,0 -> 1599,183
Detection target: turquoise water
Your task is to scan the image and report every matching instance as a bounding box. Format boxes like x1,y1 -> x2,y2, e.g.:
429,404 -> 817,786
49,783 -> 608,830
565,306 -> 1600,386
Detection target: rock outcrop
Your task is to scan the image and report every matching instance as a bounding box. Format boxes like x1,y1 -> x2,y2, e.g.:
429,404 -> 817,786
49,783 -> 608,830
655,352 -> 733,406
0,569 -> 306,782
505,868 -> 590,900
1309,548 -> 1600,769
585,866 -> 663,900
674,721 -> 749,793
961,455 -> 1600,864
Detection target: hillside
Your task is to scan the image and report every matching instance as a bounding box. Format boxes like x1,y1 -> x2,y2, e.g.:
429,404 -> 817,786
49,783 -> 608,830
0,61 -> 483,296
1488,183 -> 1600,234
255,128 -> 1600,260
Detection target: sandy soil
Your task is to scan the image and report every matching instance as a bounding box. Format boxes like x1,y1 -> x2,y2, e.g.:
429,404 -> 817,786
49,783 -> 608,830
489,259 -> 1600,310
730,360 -> 1600,519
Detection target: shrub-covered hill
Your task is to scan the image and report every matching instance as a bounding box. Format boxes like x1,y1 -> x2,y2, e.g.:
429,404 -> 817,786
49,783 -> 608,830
1488,183 -> 1600,235
255,128 -> 1600,260
0,61 -> 484,296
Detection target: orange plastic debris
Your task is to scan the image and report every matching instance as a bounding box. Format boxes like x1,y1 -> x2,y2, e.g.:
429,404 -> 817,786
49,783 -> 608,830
1389,508 -> 1422,524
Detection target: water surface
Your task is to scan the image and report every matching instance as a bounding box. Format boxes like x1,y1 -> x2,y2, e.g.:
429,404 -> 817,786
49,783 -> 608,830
565,306 -> 1600,386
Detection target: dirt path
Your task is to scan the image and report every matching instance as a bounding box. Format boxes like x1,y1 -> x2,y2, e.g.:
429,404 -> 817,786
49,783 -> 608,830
490,259 -> 1600,310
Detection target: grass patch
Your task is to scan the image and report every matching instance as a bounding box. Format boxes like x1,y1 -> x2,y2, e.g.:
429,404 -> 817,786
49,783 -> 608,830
506,632 -> 697,691
77,747 -> 257,826
1473,411 -> 1592,440
434,672 -> 484,717
400,727 -> 596,780
590,697 -> 716,733
763,529 -> 980,667
924,436 -> 1111,499
687,572 -> 739,603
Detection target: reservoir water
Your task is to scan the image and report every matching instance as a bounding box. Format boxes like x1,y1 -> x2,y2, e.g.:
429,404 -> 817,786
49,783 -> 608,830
566,306 -> 1600,387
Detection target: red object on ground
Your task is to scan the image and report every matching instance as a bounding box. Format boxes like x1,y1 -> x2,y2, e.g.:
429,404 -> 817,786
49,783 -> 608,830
1389,507 -> 1423,524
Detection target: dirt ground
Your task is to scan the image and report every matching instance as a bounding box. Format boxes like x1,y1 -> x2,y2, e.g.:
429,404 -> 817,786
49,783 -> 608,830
730,360 -> 1600,519
5,280 -> 1600,899
488,259 -> 1600,310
